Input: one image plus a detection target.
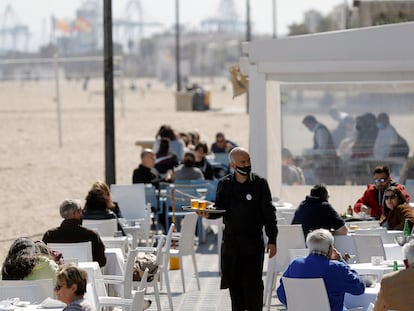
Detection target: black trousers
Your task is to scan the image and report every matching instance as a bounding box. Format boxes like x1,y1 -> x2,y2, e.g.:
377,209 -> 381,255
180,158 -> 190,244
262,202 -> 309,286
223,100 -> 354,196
229,280 -> 264,311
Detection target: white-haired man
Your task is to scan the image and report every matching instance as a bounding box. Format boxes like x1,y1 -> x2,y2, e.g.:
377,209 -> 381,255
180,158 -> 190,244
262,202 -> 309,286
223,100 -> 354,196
277,229 -> 364,311
42,199 -> 106,267
374,241 -> 414,310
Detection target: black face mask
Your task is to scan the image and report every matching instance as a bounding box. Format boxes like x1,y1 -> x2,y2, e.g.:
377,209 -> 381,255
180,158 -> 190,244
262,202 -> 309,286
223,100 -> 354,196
235,166 -> 251,176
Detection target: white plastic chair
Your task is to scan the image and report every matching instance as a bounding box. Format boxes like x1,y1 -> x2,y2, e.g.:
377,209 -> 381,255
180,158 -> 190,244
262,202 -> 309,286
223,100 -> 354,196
0,284 -> 39,302
352,234 -> 386,263
264,224 -> 306,310
111,183 -> 152,246
110,184 -> 148,220
47,241 -> 93,262
159,223 -> 175,310
83,219 -> 118,237
167,213 -> 200,293
354,227 -> 395,243
282,277 -> 331,311
132,234 -> 173,311
87,268 -> 148,311
278,211 -> 296,225
0,279 -> 53,303
99,248 -> 139,298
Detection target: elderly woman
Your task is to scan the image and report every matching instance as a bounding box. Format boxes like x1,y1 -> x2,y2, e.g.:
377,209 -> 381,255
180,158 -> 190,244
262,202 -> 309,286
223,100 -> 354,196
54,264 -> 93,311
1,237 -> 58,281
380,186 -> 414,230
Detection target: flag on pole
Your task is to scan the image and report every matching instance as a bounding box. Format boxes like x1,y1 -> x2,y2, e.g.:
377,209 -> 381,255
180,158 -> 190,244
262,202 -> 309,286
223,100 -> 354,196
51,16 -> 71,33
74,16 -> 92,33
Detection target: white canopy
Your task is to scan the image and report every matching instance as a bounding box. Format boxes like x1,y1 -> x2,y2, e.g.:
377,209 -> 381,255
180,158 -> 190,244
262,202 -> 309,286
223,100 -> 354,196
241,22 -> 414,208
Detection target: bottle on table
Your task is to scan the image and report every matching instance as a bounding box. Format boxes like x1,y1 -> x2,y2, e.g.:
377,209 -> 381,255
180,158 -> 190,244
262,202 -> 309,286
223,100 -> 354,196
393,260 -> 398,271
347,205 -> 353,216
403,219 -> 411,236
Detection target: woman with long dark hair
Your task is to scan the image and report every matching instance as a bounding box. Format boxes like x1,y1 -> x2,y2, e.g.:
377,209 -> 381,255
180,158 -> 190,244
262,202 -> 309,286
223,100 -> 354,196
380,186 -> 414,230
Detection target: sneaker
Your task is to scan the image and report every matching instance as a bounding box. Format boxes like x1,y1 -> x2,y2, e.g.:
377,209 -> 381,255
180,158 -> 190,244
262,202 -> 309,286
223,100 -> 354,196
143,299 -> 152,310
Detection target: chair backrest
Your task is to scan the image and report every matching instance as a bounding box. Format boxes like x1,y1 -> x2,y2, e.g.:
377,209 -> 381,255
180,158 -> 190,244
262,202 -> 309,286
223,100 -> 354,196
353,227 -> 394,243
282,277 -> 331,311
177,213 -> 198,255
145,183 -> 159,209
0,284 -> 39,302
137,268 -> 149,290
110,184 -> 148,220
120,248 -> 139,298
288,248 -> 309,262
275,225 -> 307,272
154,235 -> 165,266
83,219 -> 118,237
0,279 -> 53,302
279,211 -> 295,225
352,234 -> 386,263
85,282 -> 99,311
47,241 -> 93,263
213,152 -> 229,167
205,179 -> 218,202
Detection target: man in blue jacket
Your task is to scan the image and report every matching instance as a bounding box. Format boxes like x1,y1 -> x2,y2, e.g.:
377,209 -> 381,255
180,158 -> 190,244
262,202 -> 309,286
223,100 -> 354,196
277,229 -> 364,311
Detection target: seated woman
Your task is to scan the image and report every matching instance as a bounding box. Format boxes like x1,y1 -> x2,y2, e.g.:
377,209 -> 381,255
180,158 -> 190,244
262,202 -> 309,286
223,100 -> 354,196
194,142 -> 214,180
54,264 -> 93,311
83,188 -> 117,220
90,180 -> 122,218
174,151 -> 204,181
155,138 -> 179,178
1,237 -> 58,281
380,186 -> 414,230
83,187 -> 125,236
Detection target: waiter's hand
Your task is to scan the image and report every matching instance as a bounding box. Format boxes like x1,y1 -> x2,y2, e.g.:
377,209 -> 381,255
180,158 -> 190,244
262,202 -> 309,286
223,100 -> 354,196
267,243 -> 277,258
195,210 -> 210,218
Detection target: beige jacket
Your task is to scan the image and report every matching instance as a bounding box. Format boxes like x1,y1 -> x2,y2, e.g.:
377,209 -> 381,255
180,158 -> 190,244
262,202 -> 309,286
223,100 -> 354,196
374,268 -> 414,311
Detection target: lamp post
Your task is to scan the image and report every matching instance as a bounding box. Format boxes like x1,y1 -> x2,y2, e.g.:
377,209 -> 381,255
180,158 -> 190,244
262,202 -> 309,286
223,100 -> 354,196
175,0 -> 181,92
344,0 -> 349,29
272,0 -> 277,38
246,0 -> 251,42
103,0 -> 116,185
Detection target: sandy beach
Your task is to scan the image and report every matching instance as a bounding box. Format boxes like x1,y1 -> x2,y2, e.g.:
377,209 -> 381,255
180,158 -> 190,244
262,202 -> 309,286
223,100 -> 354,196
0,77 -> 249,259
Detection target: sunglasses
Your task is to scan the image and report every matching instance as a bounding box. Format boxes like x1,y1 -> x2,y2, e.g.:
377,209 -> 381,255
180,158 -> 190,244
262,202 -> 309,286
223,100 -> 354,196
384,194 -> 397,200
374,178 -> 387,183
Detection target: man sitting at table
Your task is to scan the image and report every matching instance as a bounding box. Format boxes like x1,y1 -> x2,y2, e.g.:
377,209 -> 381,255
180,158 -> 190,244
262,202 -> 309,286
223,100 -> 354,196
132,148 -> 172,186
277,229 -> 365,311
292,184 -> 348,238
353,165 -> 409,219
42,199 -> 107,267
374,241 -> 414,310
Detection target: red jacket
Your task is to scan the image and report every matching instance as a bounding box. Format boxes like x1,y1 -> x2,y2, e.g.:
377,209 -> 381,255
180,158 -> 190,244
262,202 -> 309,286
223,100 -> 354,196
354,182 -> 410,218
